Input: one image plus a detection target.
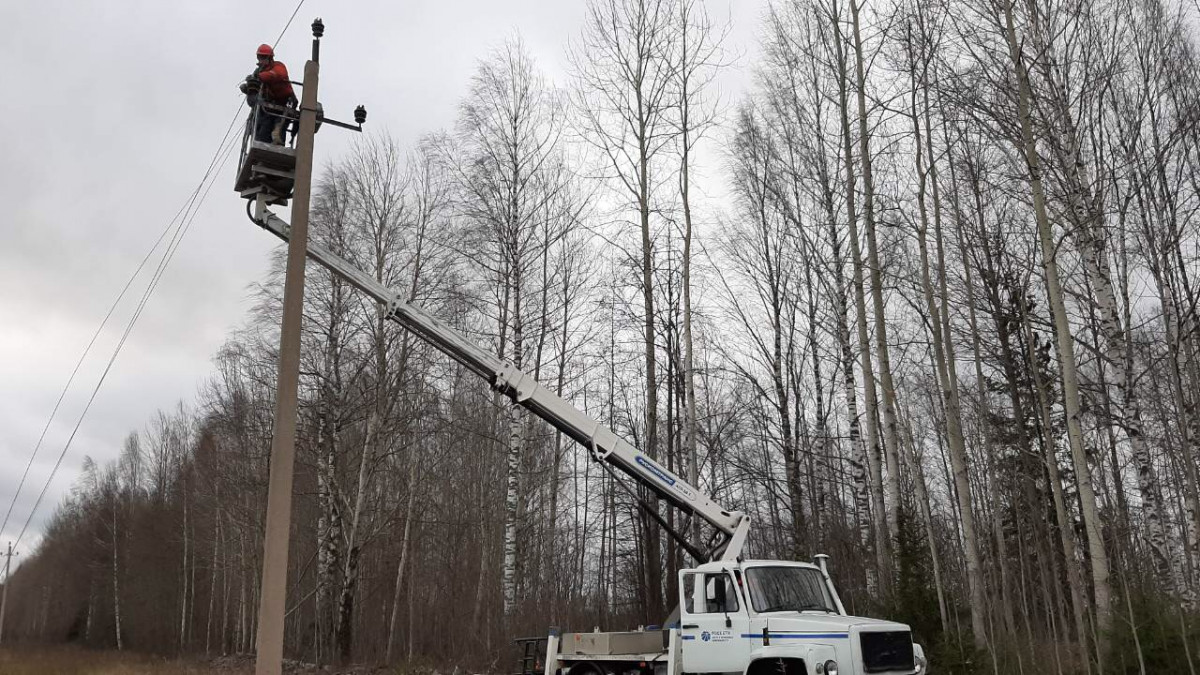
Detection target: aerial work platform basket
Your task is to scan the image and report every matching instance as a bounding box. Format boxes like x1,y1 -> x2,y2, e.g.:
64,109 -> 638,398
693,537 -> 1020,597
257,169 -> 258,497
235,139 -> 296,204
234,98 -> 298,206
234,69 -> 364,209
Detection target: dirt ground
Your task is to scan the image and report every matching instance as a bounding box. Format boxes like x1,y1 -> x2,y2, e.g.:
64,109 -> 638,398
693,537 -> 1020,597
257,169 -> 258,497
0,646 -> 405,675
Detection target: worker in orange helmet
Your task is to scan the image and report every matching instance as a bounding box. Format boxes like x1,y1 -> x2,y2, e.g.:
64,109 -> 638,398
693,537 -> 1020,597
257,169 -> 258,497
241,44 -> 296,145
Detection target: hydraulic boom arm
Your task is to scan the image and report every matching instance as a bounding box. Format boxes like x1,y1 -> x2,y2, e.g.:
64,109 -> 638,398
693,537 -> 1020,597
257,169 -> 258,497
253,204 -> 750,561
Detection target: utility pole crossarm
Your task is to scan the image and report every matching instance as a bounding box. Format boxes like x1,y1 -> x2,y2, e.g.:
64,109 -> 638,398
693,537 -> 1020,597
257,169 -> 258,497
254,208 -> 750,559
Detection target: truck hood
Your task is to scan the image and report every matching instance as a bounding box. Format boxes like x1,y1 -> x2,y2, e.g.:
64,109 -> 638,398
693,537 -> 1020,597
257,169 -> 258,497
757,612 -> 911,634
752,615 -> 922,675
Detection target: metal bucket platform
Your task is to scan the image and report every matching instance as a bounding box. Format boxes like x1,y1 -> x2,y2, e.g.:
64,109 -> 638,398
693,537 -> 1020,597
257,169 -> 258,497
235,140 -> 297,203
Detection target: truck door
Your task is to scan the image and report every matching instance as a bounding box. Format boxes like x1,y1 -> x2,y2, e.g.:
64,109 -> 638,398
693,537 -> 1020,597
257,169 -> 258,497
679,571 -> 751,673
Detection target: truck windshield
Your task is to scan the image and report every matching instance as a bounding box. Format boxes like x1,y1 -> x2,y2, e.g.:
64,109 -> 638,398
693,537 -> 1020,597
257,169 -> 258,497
745,567 -> 838,614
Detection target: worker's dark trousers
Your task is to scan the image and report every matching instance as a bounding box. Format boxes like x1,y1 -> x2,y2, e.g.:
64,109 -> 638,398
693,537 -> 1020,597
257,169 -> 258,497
255,110 -> 280,143
250,106 -> 283,142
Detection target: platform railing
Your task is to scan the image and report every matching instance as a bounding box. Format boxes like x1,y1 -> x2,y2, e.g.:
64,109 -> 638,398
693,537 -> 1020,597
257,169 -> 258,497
240,94 -> 299,160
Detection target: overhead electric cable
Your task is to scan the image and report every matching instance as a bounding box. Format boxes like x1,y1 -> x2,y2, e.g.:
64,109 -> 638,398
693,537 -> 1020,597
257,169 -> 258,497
0,103 -> 243,542
274,0 -> 308,48
5,0 -> 313,552
0,194 -> 199,539
13,127 -> 242,551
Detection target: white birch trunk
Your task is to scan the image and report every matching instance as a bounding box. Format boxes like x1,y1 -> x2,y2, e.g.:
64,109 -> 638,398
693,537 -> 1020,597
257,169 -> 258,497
1023,0 -> 1175,589
910,112 -> 988,651
335,409 -> 376,661
1160,271 -> 1200,605
901,412 -> 950,636
315,414 -> 341,662
850,0 -> 902,559
1002,0 -> 1112,640
829,0 -> 891,594
112,499 -> 123,651
180,484 -> 189,649
502,401 -> 523,616
386,458 -> 419,662
502,249 -> 525,616
206,507 -> 220,655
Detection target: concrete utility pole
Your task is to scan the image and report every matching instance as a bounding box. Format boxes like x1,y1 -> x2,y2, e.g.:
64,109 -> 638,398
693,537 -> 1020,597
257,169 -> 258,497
254,20 -> 322,675
0,542 -> 16,645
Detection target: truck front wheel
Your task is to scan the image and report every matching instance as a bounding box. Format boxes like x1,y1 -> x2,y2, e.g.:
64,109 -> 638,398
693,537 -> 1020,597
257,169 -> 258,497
566,663 -> 605,675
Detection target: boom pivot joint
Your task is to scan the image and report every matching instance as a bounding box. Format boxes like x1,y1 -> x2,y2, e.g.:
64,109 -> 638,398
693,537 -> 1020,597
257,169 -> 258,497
494,361 -> 537,403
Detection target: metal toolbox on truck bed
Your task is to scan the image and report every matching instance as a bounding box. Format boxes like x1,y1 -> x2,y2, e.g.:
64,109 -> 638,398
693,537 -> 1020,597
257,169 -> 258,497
560,630 -> 666,655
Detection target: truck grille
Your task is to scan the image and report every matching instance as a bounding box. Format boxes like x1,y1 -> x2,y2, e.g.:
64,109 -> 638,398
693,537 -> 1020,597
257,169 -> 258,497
860,630 -> 915,673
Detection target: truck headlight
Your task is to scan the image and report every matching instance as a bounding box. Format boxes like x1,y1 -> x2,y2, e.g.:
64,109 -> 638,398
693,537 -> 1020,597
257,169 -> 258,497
818,660 -> 838,675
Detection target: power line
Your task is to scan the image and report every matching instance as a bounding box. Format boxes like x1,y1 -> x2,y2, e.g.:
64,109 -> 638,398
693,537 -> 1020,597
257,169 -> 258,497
12,123 -> 242,552
274,0 -> 308,48
0,102 -> 243,543
4,0 -> 313,551
14,134 -> 241,549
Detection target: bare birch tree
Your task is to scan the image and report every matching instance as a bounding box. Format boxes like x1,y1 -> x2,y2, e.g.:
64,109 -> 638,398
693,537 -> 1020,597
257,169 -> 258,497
571,0 -> 680,621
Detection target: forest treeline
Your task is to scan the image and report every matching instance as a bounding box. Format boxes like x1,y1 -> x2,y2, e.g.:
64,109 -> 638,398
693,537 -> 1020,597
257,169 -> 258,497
5,0 -> 1200,672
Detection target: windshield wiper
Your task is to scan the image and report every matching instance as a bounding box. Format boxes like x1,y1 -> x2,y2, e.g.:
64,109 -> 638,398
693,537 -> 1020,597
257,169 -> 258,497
757,602 -> 836,614
757,604 -> 794,613
799,604 -> 837,614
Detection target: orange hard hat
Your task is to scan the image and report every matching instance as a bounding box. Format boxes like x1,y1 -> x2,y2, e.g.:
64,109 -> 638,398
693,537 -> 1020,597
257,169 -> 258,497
256,44 -> 274,58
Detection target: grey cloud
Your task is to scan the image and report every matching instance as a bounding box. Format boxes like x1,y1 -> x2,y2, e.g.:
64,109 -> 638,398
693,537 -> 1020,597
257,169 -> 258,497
2,0 -> 761,550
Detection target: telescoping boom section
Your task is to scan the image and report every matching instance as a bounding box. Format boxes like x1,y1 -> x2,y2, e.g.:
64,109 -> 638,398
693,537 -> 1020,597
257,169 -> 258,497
252,206 -> 751,561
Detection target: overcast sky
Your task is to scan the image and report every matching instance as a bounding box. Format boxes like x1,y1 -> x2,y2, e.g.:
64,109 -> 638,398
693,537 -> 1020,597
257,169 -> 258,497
0,0 -> 765,560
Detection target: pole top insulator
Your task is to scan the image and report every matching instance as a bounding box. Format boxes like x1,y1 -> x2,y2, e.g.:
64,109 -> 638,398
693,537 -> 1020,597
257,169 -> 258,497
311,18 -> 324,39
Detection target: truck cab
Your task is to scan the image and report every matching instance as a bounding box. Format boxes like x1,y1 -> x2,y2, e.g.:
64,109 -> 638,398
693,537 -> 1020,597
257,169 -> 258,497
547,557 -> 926,675
677,559 -> 925,675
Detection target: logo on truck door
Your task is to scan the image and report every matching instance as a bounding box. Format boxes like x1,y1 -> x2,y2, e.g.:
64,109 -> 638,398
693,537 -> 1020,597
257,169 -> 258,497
700,630 -> 732,643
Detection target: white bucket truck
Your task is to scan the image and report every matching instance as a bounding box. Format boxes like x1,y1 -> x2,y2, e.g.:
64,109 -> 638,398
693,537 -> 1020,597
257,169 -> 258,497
549,558 -> 926,675
242,193 -> 928,675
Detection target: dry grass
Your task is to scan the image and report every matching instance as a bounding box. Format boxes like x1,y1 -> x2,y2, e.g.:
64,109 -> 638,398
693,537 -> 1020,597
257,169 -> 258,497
0,646 -> 411,674
0,645 -> 249,675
